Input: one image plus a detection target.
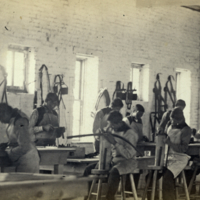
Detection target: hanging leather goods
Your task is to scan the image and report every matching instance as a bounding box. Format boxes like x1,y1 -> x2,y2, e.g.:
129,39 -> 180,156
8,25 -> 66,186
33,64 -> 52,108
53,74 -> 68,108
150,73 -> 167,141
125,82 -> 137,110
53,75 -> 68,141
0,65 -> 8,104
164,75 -> 176,108
153,73 -> 167,120
91,88 -> 110,118
112,81 -> 126,100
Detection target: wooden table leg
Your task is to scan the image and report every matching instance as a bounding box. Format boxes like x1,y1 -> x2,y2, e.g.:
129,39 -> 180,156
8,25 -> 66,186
158,177 -> 162,200
54,164 -> 64,174
188,165 -> 198,195
142,170 -> 152,200
130,174 -> 138,200
96,179 -> 102,200
121,175 -> 126,200
182,171 -> 190,200
151,170 -> 158,200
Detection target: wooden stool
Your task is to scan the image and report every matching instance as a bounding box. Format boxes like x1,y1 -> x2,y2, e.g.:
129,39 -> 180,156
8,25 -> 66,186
120,169 -> 141,200
142,142 -> 165,200
142,166 -> 163,200
88,169 -> 140,200
175,166 -> 190,200
187,162 -> 200,199
87,169 -> 108,200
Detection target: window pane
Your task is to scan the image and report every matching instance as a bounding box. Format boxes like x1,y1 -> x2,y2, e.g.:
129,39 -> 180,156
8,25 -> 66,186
176,72 -> 181,98
6,51 -> 13,86
72,100 -> 81,136
132,68 -> 140,93
142,66 -> 149,101
74,61 -> 81,99
13,52 -> 24,87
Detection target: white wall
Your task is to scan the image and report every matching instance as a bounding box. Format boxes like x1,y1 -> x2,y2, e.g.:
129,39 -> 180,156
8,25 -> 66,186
0,0 -> 199,143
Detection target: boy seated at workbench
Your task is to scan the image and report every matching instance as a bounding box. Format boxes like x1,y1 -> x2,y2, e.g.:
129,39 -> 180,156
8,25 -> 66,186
83,110 -> 139,200
0,103 -> 40,173
123,104 -> 149,142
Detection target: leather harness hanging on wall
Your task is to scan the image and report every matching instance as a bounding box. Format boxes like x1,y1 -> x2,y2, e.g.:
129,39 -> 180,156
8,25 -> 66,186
91,87 -> 111,118
112,81 -> 137,116
39,64 -> 51,105
125,82 -> 137,116
112,81 -> 126,100
164,75 -> 176,108
53,74 -> 68,140
33,64 -> 51,108
53,74 -> 68,108
150,74 -> 167,141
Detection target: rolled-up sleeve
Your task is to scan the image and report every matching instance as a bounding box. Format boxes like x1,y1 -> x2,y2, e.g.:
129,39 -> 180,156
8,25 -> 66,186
7,118 -> 32,161
29,110 -> 43,134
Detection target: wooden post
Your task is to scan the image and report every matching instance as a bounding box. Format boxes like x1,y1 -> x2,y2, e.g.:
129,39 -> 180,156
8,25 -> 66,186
155,134 -> 166,167
150,134 -> 166,200
98,134 -> 112,171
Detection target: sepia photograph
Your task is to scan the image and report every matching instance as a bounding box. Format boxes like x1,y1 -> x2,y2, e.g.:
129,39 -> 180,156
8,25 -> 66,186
0,0 -> 200,199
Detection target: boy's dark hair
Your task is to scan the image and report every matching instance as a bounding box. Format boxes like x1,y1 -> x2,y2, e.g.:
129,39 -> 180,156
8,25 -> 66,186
107,110 -> 123,124
0,103 -> 13,118
45,93 -> 59,103
111,98 -> 123,108
175,99 -> 186,108
170,107 -> 185,121
135,104 -> 145,112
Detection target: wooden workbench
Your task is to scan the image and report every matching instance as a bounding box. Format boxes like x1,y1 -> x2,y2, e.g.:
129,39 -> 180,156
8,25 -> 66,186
64,142 -> 200,173
0,173 -> 94,200
0,147 -> 76,174
137,142 -> 200,156
38,147 -> 76,174
65,157 -> 99,176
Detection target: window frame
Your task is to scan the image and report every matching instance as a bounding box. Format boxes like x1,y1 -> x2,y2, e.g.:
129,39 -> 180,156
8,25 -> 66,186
6,45 -> 29,93
72,59 -> 86,139
130,63 -> 149,101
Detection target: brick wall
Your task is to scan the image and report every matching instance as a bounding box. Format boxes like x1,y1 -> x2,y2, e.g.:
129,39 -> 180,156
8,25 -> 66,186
0,0 -> 199,143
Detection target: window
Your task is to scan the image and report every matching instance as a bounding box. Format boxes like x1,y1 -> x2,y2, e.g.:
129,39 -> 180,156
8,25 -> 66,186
72,55 -> 98,142
176,68 -> 191,125
6,45 -> 30,93
72,60 -> 85,137
130,63 -> 149,101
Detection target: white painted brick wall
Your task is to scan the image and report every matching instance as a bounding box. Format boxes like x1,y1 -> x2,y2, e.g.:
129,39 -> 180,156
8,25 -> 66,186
0,0 -> 199,141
